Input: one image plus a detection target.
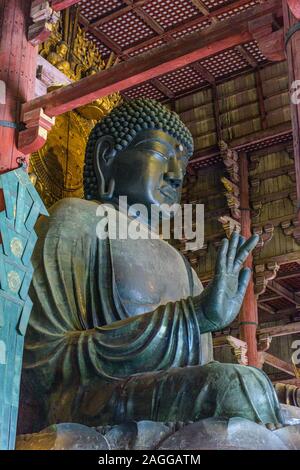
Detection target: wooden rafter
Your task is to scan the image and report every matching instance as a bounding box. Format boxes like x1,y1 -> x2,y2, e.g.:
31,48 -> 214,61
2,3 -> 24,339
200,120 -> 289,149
21,0 -> 282,123
268,280 -> 300,305
273,378 -> 300,385
80,0 -> 280,60
235,44 -> 258,68
79,15 -> 123,55
150,78 -> 175,99
277,270 -> 300,281
264,352 -> 295,376
259,293 -> 281,302
191,62 -> 215,84
190,0 -> 210,16
259,321 -> 300,338
258,303 -> 276,315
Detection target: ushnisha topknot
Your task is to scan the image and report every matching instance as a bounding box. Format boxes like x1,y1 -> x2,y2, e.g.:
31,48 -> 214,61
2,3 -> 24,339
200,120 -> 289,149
83,98 -> 194,200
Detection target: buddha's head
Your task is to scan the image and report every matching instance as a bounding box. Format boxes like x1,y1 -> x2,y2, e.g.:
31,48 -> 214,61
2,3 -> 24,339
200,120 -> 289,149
83,98 -> 193,216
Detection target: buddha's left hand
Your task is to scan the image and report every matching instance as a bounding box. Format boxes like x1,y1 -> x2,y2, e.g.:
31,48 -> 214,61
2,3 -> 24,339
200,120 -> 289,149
195,232 -> 259,333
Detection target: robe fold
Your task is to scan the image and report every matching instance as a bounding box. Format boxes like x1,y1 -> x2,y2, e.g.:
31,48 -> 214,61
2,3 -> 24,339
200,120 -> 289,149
23,198 -> 282,427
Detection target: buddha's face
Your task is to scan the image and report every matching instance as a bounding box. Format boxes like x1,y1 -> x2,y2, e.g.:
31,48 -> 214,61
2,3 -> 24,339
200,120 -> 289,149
98,130 -> 189,217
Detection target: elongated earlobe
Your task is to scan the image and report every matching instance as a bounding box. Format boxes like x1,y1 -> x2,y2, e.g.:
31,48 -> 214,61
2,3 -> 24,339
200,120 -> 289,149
94,136 -> 116,201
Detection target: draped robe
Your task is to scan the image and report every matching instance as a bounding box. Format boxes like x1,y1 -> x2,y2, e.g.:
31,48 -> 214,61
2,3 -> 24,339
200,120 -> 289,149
22,198 -> 282,427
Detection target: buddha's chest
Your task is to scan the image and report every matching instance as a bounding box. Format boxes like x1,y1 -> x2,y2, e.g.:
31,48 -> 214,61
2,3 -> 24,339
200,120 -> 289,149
110,237 -> 200,316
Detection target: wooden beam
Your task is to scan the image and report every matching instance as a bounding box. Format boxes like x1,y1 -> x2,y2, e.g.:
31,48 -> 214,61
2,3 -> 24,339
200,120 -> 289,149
255,68 -> 268,130
264,352 -> 295,376
277,271 -> 300,281
51,0 -> 80,11
268,280 -> 298,305
239,151 -> 259,367
259,321 -> 300,338
150,78 -> 175,99
87,5 -> 134,28
192,62 -> 215,84
85,0 -> 257,38
258,303 -> 277,315
190,0 -> 210,16
122,0 -> 277,58
235,44 -> 258,68
259,293 -> 281,302
273,378 -> 300,386
79,14 -> 123,56
212,84 -> 222,142
134,7 -> 165,36
21,0 -> 282,120
213,321 -> 300,348
190,123 -> 293,170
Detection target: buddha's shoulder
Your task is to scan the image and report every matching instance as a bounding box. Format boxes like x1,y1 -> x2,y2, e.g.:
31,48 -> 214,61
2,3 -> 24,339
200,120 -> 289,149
49,198 -> 99,218
37,198 -> 102,234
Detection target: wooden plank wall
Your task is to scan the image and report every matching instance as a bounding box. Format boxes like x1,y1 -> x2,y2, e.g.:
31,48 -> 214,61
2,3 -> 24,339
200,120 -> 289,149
175,61 -> 289,153
173,61 -> 300,375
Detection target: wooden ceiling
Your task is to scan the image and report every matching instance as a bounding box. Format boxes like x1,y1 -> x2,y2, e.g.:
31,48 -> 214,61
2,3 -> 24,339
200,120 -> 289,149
77,0 -> 270,100
259,262 -> 300,322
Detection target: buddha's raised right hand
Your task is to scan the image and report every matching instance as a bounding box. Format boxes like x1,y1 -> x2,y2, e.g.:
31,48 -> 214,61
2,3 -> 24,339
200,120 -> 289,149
194,232 -> 259,333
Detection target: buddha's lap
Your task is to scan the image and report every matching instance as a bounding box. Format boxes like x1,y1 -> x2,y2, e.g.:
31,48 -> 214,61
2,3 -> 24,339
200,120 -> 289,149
56,362 -> 281,426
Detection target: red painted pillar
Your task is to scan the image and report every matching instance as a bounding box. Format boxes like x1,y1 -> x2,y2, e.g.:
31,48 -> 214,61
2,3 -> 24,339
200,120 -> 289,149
283,0 -> 300,200
239,151 -> 259,367
0,0 -> 37,176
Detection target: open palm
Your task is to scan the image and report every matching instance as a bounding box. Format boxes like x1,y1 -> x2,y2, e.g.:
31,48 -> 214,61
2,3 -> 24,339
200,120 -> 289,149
200,232 -> 259,331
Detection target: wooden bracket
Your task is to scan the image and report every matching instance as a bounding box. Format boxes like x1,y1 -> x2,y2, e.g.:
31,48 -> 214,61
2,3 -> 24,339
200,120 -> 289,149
254,261 -> 280,297
257,333 -> 272,352
281,218 -> 300,244
287,0 -> 300,19
218,215 -> 241,238
220,140 -> 240,184
28,1 -> 60,46
220,141 -> 241,220
17,108 -> 55,155
248,13 -> 285,62
253,223 -> 274,251
226,336 -> 248,366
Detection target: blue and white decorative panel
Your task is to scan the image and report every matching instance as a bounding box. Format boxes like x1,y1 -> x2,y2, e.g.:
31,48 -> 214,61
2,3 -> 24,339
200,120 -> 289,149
0,167 -> 48,450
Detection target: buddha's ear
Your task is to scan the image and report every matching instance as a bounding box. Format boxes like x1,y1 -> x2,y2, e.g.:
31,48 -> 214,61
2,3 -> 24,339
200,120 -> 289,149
94,135 -> 116,201
94,135 -> 116,167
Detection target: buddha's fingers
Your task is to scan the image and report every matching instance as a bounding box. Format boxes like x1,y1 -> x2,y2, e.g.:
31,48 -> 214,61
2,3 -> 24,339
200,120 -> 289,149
233,235 -> 259,273
237,234 -> 245,251
226,231 -> 240,272
215,238 -> 229,274
237,267 -> 251,299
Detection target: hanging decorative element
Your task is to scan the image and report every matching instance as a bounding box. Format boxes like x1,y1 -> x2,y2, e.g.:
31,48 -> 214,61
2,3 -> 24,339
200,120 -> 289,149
0,166 -> 48,450
218,140 -> 241,237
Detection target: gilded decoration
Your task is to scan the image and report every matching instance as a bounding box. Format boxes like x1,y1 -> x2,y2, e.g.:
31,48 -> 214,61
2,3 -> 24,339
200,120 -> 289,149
30,6 -> 121,207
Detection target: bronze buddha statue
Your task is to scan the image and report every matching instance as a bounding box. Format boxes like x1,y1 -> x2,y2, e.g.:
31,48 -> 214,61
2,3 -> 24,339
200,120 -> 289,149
22,98 -> 282,431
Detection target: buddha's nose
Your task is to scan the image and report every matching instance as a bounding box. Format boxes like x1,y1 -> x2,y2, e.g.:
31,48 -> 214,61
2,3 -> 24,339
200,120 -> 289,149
164,173 -> 182,188
164,158 -> 183,188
